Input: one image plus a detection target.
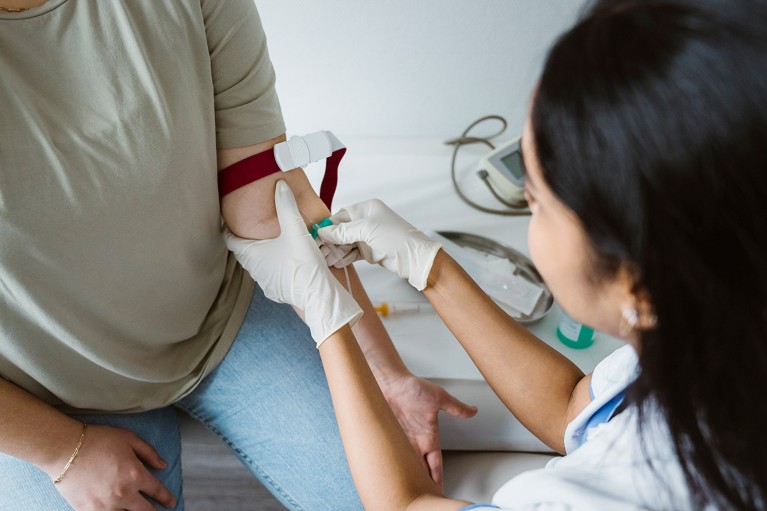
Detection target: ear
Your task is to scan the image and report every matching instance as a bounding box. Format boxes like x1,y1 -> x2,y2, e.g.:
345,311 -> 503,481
623,265 -> 657,331
634,287 -> 658,330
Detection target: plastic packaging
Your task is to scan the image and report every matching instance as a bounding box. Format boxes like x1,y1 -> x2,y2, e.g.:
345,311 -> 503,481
429,231 -> 544,316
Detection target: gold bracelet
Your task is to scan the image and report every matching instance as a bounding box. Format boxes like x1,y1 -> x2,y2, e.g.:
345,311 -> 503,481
53,423 -> 88,484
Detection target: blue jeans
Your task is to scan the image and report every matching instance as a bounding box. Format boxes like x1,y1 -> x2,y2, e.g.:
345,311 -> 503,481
0,285 -> 362,510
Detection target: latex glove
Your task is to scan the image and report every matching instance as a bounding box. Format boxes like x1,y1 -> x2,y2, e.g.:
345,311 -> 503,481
317,199 -> 442,291
225,180 -> 363,346
318,241 -> 359,268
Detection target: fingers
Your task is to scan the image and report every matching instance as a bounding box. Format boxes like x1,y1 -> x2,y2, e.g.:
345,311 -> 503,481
319,242 -> 360,268
273,180 -> 306,236
419,453 -> 431,483
332,246 -> 360,268
319,199 -> 394,245
317,220 -> 367,246
129,433 -> 177,507
318,207 -> 357,245
319,243 -> 344,267
326,208 -> 351,226
315,223 -> 347,245
118,454 -> 177,510
425,450 -> 444,490
129,433 -> 167,471
440,390 -> 479,419
139,473 -> 177,510
126,494 -> 162,511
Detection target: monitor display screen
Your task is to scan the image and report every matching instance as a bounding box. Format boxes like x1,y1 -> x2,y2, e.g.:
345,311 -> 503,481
500,150 -> 524,180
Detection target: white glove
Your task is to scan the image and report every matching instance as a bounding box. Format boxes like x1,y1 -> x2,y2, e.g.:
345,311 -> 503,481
317,199 -> 442,291
318,241 -> 360,268
225,180 -> 363,347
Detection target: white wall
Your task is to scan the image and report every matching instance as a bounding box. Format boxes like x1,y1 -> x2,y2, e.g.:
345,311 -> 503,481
257,1 -> 589,139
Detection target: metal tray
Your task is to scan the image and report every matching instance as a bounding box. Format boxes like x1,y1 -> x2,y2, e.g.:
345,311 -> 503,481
437,231 -> 553,323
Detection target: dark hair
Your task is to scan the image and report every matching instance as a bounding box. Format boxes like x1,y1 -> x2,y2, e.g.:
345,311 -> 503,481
532,0 -> 767,508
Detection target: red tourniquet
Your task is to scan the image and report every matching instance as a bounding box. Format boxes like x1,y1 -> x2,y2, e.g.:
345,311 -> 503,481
218,147 -> 346,210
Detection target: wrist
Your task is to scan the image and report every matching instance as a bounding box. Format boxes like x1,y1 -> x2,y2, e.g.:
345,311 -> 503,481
348,318 -> 411,390
352,331 -> 410,392
306,277 -> 363,347
408,242 -> 443,291
368,360 -> 412,397
37,418 -> 88,479
425,249 -> 449,290
52,423 -> 88,484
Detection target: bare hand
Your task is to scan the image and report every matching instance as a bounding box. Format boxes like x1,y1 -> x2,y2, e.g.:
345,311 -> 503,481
51,425 -> 176,510
381,373 -> 477,488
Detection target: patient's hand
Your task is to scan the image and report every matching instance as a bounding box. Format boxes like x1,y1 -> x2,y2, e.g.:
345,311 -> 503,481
382,372 -> 478,489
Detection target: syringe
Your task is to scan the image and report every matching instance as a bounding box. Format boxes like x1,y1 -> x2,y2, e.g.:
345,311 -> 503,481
373,301 -> 432,317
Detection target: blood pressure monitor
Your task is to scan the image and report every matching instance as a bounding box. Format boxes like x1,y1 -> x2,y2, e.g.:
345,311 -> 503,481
479,137 -> 526,203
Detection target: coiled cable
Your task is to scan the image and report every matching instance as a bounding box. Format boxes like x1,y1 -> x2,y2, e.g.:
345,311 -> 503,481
444,115 -> 530,216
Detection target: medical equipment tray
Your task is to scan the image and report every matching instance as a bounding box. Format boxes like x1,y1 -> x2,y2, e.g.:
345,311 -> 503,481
437,231 -> 553,323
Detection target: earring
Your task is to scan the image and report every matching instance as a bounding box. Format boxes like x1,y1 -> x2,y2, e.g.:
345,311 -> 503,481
619,308 -> 638,337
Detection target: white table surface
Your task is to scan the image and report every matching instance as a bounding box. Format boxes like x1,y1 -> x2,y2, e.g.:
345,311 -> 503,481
305,137 -> 624,451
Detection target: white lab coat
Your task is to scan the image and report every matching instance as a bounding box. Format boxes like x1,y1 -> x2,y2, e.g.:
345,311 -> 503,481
464,345 -> 699,511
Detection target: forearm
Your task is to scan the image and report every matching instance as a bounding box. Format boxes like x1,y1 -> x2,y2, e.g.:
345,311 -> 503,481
424,251 -> 583,453
0,376 -> 84,477
319,326 -> 468,511
334,264 -> 409,383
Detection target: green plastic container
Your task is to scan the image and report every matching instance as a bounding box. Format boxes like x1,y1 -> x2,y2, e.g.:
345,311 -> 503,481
556,311 -> 595,349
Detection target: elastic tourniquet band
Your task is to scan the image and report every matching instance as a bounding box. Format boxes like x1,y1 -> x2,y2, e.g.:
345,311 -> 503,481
217,131 -> 346,210
218,149 -> 281,199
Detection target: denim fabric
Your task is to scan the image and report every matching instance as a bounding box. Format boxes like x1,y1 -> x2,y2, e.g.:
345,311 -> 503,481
0,285 -> 361,510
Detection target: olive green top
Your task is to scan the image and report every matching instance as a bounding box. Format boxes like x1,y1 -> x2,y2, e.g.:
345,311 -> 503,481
0,0 -> 285,412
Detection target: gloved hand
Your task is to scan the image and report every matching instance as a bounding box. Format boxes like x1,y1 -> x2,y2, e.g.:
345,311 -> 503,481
318,241 -> 359,268
225,180 -> 363,347
317,199 -> 442,291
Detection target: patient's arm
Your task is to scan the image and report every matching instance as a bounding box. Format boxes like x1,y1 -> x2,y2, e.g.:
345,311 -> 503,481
218,135 -> 413,385
218,136 -> 475,485
218,136 -> 410,382
218,134 -> 326,240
